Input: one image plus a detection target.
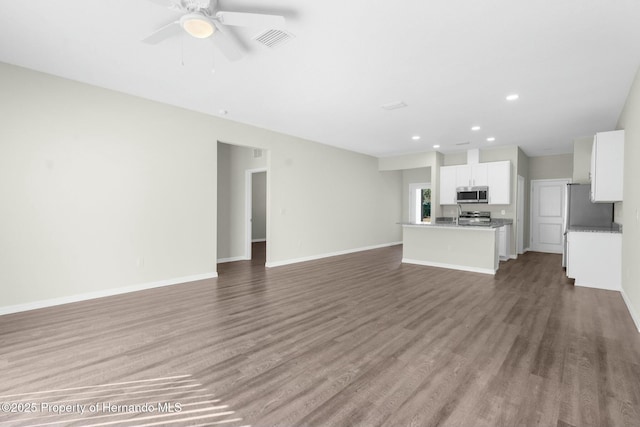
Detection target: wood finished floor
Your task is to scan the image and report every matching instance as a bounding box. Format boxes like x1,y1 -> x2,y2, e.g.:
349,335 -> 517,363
1,243 -> 640,426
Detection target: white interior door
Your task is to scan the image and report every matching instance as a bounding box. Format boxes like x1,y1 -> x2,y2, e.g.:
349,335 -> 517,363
530,179 -> 569,253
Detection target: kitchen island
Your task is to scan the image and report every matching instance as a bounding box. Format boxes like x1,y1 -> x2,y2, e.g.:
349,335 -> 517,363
401,219 -> 513,275
566,223 -> 622,290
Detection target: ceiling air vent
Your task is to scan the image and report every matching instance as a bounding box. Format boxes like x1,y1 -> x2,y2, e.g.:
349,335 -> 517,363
456,141 -> 471,146
381,101 -> 407,111
253,29 -> 295,48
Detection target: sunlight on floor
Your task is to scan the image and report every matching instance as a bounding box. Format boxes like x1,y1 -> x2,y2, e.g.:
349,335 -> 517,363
0,375 -> 249,427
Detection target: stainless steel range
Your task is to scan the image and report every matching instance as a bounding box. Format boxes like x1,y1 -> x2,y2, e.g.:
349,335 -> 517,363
458,211 -> 491,225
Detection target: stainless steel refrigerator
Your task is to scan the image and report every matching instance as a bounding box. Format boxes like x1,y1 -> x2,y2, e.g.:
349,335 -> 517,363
562,183 -> 614,266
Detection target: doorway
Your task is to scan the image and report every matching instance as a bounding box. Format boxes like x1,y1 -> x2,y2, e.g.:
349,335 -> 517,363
245,168 -> 267,261
217,142 -> 268,266
530,179 -> 570,253
408,182 -> 431,223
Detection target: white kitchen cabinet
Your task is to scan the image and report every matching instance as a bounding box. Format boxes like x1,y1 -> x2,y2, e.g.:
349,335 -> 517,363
456,166 -> 471,187
590,130 -> 624,202
471,163 -> 488,186
566,231 -> 621,290
455,163 -> 488,187
439,165 -> 458,205
439,161 -> 510,205
487,161 -> 511,205
498,224 -> 511,260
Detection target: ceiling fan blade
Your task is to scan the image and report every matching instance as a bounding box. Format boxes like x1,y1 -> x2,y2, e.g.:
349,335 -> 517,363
212,23 -> 244,61
145,0 -> 180,7
142,21 -> 182,44
215,11 -> 285,28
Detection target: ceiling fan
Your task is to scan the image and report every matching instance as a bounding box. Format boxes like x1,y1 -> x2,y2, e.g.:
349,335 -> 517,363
142,0 -> 286,61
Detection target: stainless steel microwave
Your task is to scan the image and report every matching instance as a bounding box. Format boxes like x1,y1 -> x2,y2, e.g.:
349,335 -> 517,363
456,186 -> 488,204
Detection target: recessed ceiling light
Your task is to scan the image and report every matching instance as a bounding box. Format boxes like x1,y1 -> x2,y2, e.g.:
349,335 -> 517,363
486,137 -> 496,142
471,126 -> 481,131
412,135 -> 421,140
506,94 -> 519,101
433,144 -> 440,148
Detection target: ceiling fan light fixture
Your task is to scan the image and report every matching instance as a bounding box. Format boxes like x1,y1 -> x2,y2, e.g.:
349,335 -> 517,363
181,13 -> 215,39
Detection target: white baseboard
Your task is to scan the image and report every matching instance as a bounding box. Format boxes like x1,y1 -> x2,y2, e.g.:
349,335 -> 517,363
0,271 -> 218,316
402,258 -> 496,275
510,254 -> 518,260
265,241 -> 402,268
574,281 -> 621,292
217,256 -> 249,263
251,238 -> 266,243
621,288 -> 640,333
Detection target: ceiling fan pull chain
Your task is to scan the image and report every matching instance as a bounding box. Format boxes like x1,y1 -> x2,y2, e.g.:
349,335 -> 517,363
211,48 -> 216,74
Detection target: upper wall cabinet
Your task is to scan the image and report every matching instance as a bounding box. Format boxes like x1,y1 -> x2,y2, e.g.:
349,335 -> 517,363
440,166 -> 458,205
487,161 -> 511,205
590,130 -> 624,202
455,163 -> 488,187
439,160 -> 511,205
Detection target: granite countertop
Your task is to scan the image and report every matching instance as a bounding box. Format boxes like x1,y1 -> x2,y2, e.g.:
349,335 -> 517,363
400,217 -> 514,229
568,223 -> 622,234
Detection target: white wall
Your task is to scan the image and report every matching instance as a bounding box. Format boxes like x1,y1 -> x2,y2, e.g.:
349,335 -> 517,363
528,154 -> 573,180
443,152 -> 467,166
252,171 -> 267,241
572,136 -> 594,183
618,65 -> 640,331
262,140 -> 402,264
0,63 -> 219,310
0,62 -> 403,311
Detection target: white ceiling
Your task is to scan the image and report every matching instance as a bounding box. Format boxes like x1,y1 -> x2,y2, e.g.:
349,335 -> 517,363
1,0 -> 639,158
